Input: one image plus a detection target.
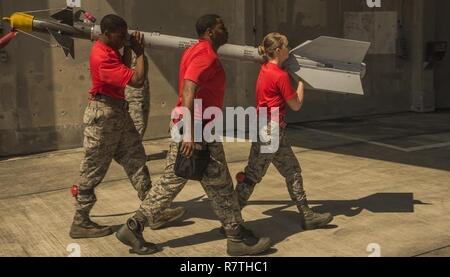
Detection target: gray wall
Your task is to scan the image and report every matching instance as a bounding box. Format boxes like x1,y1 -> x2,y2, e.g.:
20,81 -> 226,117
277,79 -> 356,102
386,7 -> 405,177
267,0 -> 413,122
435,0 -> 450,109
0,0 -> 448,156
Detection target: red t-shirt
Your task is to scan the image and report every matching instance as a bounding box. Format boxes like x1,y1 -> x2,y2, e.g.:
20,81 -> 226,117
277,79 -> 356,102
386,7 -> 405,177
256,62 -> 297,126
89,40 -> 134,99
174,39 -> 226,121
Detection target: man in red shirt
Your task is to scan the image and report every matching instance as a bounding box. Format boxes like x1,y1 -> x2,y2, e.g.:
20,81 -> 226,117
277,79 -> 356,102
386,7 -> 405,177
70,14 -> 185,239
116,14 -> 272,256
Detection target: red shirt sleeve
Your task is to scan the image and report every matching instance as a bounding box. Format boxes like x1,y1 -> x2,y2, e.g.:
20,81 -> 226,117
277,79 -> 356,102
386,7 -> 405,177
184,51 -> 215,84
98,53 -> 134,88
277,72 -> 297,102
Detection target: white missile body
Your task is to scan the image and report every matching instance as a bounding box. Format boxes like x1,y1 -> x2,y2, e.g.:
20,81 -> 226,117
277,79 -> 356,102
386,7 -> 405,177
92,26 -> 371,95
5,8 -> 371,95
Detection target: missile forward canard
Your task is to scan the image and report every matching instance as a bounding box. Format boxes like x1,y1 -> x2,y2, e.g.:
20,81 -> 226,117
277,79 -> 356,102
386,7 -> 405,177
3,7 -> 371,95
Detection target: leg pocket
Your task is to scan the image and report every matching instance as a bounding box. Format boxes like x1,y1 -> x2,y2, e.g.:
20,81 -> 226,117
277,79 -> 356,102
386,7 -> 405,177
83,106 -> 98,125
204,160 -> 223,180
202,143 -> 229,186
85,104 -> 116,129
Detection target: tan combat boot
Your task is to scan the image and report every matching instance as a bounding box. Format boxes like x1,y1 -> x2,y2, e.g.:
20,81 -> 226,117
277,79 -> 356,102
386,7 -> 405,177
147,207 -> 187,230
69,210 -> 113,239
226,226 -> 272,257
298,200 -> 334,230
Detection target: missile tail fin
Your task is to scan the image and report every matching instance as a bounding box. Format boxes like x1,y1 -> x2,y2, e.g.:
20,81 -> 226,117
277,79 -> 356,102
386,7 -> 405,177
291,36 -> 371,65
285,55 -> 364,95
290,66 -> 364,95
51,8 -> 74,26
49,29 -> 75,59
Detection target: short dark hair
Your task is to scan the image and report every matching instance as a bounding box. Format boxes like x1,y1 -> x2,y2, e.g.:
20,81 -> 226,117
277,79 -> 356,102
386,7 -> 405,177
100,14 -> 128,34
196,14 -> 221,36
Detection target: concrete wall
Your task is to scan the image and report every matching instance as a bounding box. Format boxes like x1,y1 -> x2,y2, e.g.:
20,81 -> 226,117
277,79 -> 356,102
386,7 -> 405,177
435,0 -> 450,109
0,0 -> 448,156
1,0 -> 90,156
261,0 -> 418,122
0,0 -> 256,156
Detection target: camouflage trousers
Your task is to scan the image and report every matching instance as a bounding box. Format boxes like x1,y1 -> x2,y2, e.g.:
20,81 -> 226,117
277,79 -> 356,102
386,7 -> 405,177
236,126 -> 307,208
138,135 -> 243,232
75,99 -> 151,216
125,81 -> 150,138
125,52 -> 150,138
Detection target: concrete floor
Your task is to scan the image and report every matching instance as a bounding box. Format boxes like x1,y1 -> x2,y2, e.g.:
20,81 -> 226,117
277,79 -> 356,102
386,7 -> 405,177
0,111 -> 449,257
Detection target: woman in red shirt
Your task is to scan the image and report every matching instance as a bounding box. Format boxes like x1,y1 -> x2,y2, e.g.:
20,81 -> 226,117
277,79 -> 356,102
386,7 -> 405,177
236,32 -> 334,230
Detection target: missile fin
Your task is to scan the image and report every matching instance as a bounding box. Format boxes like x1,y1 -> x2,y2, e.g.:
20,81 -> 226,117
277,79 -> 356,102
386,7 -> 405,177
51,8 -> 74,26
285,55 -> 364,95
290,66 -> 364,95
48,29 -> 75,59
290,36 -> 371,65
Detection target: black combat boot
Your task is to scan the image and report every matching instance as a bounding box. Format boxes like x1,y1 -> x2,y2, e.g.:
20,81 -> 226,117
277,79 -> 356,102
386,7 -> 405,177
147,207 -> 186,230
116,213 -> 160,255
226,226 -> 272,256
69,210 -> 113,239
298,200 -> 333,230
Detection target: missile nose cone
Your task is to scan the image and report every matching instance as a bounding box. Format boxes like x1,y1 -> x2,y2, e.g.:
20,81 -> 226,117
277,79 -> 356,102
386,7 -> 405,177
3,12 -> 34,33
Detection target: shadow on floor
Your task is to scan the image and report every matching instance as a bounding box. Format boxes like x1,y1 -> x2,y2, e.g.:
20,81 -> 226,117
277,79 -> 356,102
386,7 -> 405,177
257,192 -> 431,217
158,205 -> 335,252
176,192 -> 429,221
157,192 -> 429,250
147,151 -> 168,162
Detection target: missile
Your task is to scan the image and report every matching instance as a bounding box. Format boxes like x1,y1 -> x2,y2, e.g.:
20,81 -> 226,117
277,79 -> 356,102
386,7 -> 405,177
3,7 -> 371,95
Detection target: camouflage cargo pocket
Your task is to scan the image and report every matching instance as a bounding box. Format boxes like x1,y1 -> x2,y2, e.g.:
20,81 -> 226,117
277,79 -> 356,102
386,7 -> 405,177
202,156 -> 229,186
83,105 -> 97,125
